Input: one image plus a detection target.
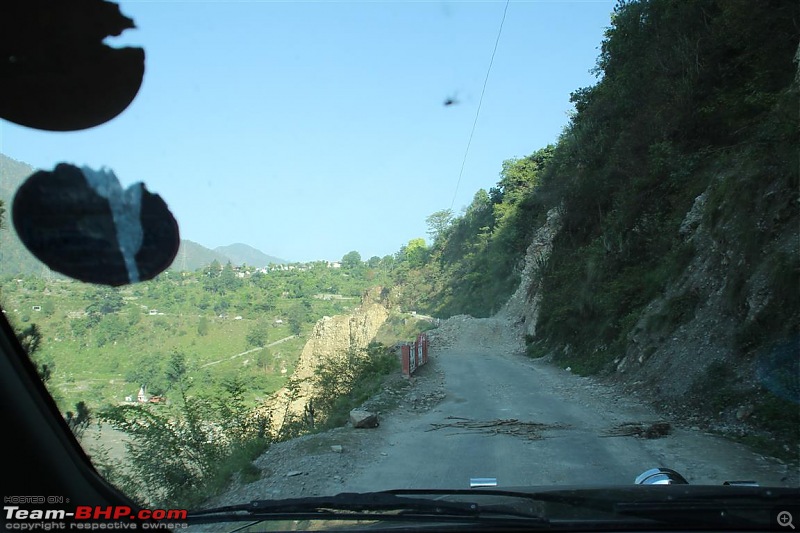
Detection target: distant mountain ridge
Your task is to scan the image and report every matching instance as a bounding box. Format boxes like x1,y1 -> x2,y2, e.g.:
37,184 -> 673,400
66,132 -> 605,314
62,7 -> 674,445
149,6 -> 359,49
0,154 -> 47,275
214,243 -> 286,268
0,153 -> 288,275
171,241 -> 287,272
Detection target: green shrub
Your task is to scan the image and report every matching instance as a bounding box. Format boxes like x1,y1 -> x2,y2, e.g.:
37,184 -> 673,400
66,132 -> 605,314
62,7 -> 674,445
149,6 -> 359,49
98,370 -> 271,508
311,342 -> 399,430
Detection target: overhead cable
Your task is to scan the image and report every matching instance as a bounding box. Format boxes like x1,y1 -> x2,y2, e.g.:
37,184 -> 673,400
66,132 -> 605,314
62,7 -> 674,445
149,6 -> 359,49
450,0 -> 511,211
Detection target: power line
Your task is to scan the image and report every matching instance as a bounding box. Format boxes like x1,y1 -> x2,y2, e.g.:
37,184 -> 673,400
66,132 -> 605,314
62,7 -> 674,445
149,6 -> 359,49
450,0 -> 511,212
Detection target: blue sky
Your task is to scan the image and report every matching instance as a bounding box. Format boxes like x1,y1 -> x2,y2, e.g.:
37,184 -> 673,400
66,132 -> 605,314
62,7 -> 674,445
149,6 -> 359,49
0,0 -> 615,263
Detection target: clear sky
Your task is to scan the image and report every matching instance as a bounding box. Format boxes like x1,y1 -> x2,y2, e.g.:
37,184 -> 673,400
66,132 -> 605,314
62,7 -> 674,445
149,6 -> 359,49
0,0 -> 616,263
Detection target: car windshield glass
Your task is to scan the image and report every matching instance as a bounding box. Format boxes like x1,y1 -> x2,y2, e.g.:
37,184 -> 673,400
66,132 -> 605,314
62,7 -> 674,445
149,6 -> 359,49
0,0 -> 797,527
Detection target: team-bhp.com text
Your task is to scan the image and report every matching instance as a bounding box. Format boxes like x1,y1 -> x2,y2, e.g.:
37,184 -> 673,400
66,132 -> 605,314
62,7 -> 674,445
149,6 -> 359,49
4,506 -> 188,530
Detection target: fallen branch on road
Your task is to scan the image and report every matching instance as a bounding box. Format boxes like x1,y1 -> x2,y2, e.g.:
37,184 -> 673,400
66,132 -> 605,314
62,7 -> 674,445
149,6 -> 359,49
426,416 -> 567,440
601,422 -> 672,439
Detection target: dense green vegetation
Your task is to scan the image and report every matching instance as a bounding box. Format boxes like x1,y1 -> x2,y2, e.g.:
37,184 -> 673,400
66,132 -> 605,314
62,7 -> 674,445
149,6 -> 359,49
0,252 -> 414,507
387,148 -> 553,318
0,257 -> 395,411
386,0 -> 799,453
394,0 -> 799,370
533,0 -> 798,368
96,356 -> 269,507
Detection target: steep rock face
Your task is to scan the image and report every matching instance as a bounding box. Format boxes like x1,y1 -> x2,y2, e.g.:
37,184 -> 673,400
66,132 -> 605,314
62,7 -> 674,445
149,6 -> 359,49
611,176 -> 798,409
506,171 -> 797,430
264,289 -> 390,435
612,188 -> 738,395
498,207 -> 562,340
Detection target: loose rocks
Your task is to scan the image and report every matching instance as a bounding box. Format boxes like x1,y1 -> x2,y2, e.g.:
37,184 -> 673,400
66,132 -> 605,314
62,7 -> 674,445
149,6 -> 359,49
350,409 -> 379,428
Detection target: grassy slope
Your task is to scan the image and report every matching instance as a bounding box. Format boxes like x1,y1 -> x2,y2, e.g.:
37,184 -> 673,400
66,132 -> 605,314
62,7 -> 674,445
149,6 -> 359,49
0,272 -> 372,411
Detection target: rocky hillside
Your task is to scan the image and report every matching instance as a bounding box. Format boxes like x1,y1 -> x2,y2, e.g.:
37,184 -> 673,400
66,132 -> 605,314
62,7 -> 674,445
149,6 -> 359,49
493,182 -> 798,458
390,0 -> 798,459
497,206 -> 562,339
262,288 -> 390,435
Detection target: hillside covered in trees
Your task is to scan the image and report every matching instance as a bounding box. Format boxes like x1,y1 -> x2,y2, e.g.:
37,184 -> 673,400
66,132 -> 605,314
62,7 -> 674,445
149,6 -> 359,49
392,0 -> 799,455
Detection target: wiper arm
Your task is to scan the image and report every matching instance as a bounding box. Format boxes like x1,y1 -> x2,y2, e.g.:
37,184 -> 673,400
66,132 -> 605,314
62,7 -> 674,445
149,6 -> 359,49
384,486 -> 800,528
193,492 -> 478,515
189,491 -> 548,525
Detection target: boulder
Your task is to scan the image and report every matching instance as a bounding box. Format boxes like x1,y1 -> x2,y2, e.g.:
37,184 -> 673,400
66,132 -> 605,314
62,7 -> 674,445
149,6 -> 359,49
350,409 -> 379,428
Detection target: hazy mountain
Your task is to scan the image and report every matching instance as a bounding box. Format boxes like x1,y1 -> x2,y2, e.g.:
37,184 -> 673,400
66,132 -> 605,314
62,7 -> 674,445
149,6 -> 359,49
0,153 -> 34,199
0,154 -> 50,275
169,242 -> 287,272
169,240 -> 230,272
214,243 -> 287,268
0,154 -> 287,275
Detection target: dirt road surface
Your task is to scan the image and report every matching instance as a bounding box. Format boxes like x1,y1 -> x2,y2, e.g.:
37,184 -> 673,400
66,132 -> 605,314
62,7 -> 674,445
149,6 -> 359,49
209,316 -> 797,506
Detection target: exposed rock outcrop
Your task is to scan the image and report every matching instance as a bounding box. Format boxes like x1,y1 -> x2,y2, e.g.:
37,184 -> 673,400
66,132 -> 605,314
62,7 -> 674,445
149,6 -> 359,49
263,288 -> 390,435
499,172 -> 797,442
498,206 -> 562,340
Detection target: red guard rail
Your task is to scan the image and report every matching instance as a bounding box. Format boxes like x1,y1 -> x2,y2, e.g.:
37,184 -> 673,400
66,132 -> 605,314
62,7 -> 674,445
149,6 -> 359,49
401,333 -> 429,377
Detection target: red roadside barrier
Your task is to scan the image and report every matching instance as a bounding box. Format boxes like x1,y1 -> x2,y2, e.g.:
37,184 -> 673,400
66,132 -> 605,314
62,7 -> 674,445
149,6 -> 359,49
401,332 -> 429,377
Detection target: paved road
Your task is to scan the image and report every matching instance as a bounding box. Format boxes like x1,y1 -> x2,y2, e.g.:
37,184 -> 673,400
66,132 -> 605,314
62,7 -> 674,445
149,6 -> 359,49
338,341 -> 795,492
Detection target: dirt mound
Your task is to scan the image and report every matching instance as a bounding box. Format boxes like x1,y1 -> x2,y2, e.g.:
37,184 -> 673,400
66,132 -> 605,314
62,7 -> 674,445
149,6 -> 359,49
427,314 -> 525,356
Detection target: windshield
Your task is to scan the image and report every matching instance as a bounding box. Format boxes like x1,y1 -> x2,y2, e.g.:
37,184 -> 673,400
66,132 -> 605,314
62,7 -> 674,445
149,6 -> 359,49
1,0 -> 798,530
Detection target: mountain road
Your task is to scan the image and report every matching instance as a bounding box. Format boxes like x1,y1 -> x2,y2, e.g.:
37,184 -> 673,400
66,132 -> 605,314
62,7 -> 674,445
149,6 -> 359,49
209,316 -> 797,506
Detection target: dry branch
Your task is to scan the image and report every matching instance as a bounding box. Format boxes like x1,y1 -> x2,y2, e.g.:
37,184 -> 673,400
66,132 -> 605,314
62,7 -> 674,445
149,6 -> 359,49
426,416 -> 566,440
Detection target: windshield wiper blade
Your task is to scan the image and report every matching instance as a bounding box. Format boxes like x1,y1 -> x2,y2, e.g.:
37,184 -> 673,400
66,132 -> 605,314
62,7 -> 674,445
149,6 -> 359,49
193,492 -> 477,515
189,491 -> 548,525
382,486 -> 800,528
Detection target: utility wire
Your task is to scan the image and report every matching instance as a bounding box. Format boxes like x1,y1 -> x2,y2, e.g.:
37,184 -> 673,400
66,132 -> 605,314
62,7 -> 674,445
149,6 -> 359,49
450,0 -> 511,211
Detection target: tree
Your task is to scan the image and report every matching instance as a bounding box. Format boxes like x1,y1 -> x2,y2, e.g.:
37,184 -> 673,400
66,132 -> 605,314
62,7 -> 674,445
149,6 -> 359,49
95,314 -> 129,347
85,287 -> 124,315
197,317 -> 209,336
494,149 -> 552,203
16,323 -> 42,357
402,238 -> 427,268
286,301 -> 310,335
165,350 -> 188,394
380,255 -> 395,272
65,401 -> 91,439
425,209 -> 453,243
341,251 -> 362,270
125,353 -> 166,395
204,260 -> 222,277
16,323 -> 54,383
213,299 -> 229,316
41,299 -> 56,317
254,349 -> 272,375
246,321 -> 269,347
219,261 -> 241,293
